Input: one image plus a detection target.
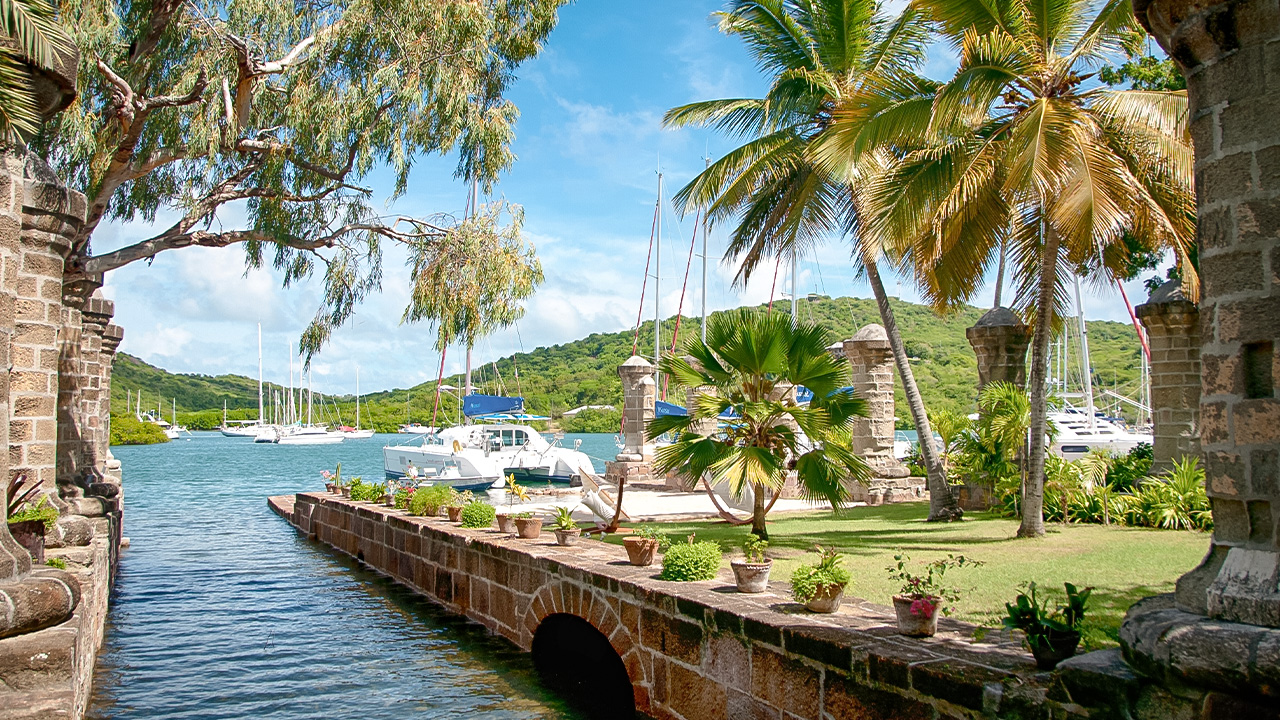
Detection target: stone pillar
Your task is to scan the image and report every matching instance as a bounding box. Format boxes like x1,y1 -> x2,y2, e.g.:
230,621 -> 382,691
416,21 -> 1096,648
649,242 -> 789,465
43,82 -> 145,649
96,317 -> 123,474
965,307 -> 1030,394
0,150 -> 32,581
843,325 -> 908,479
56,273 -> 99,499
605,356 -> 656,487
1135,281 -> 1201,475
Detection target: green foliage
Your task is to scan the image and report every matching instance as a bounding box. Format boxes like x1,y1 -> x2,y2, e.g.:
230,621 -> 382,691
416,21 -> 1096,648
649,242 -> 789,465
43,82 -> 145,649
633,525 -> 670,550
346,478 -> 385,502
108,413 -> 169,446
393,488 -> 411,510
790,546 -> 850,603
551,505 -> 577,531
889,553 -> 982,610
1004,582 -> 1092,650
9,496 -> 58,531
560,408 -> 621,433
45,557 -> 67,569
658,535 -> 722,582
742,534 -> 768,563
0,0 -> 74,142
459,500 -> 496,528
511,511 -> 533,519
1100,54 -> 1186,91
1106,444 -> 1152,492
408,484 -> 453,516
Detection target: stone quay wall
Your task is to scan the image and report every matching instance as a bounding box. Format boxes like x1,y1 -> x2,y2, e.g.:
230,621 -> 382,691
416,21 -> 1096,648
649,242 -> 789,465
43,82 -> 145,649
272,492 -> 1260,720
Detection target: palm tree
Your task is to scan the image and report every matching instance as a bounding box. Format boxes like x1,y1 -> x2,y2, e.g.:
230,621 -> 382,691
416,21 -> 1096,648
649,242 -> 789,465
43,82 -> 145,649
648,308 -> 871,540
663,0 -> 964,521
0,0 -> 72,143
847,0 -> 1196,537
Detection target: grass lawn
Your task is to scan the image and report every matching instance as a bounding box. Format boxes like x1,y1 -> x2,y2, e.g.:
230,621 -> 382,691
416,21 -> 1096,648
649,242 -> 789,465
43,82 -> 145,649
606,502 -> 1208,649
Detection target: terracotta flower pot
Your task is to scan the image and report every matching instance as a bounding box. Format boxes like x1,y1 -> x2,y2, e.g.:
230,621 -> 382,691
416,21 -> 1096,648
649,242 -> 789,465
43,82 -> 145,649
554,528 -> 582,546
325,483 -> 337,494
514,517 -> 542,539
446,506 -> 463,522
496,514 -> 517,533
340,486 -> 351,498
7,520 -> 45,563
1030,630 -> 1081,670
893,595 -> 941,637
624,537 -> 659,566
730,559 -> 772,593
805,583 -> 845,613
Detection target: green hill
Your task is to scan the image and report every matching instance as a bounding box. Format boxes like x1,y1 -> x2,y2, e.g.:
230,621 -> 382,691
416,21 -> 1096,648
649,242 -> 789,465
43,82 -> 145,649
111,296 -> 1147,433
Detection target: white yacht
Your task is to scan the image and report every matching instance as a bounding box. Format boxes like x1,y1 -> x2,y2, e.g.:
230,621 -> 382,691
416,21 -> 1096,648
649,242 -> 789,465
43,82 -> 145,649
276,425 -> 344,445
1049,408 -> 1151,460
383,423 -> 596,493
220,419 -> 262,437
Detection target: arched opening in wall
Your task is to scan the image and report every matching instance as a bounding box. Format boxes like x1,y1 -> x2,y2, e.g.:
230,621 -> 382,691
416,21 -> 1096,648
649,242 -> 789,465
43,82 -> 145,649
531,613 -> 635,719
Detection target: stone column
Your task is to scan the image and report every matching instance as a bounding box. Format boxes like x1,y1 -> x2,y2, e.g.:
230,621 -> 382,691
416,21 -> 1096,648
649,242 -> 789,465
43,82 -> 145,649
1135,281 -> 1201,475
100,323 -> 124,487
1112,1 -> 1280,710
965,307 -> 1031,394
56,273 -> 99,499
605,356 -> 656,487
843,325 -> 908,479
0,150 -> 32,581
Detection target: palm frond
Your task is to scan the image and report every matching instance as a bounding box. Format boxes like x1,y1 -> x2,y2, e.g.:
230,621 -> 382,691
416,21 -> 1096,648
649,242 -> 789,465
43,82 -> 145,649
0,0 -> 71,69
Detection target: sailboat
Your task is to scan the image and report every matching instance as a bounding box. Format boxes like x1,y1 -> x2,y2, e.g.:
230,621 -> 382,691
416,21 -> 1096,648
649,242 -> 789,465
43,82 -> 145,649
276,369 -> 344,445
221,324 -> 266,437
335,367 -> 375,439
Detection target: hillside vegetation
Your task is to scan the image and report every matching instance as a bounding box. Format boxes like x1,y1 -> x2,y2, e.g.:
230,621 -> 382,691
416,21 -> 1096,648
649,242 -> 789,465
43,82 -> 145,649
111,296 -> 1145,433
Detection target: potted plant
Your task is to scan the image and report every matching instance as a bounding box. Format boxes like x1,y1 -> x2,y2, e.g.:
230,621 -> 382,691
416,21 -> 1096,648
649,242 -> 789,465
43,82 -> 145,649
321,465 -> 340,494
731,534 -> 772,593
659,534 -> 722,581
444,489 -> 473,522
791,546 -> 850,612
512,511 -> 542,539
497,475 -> 527,533
1003,582 -> 1092,670
551,506 -> 582,546
624,526 -> 663,566
458,499 -> 496,529
888,553 -> 983,637
7,474 -> 52,562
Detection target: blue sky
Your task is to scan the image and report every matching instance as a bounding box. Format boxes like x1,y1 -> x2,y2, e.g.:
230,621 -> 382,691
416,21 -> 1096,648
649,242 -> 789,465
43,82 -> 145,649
98,1 -> 1161,397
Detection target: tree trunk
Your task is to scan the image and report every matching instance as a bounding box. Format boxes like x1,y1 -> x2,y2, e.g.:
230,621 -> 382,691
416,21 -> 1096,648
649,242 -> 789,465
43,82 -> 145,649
862,255 -> 962,522
1018,225 -> 1061,538
993,238 -> 1007,309
751,482 -> 769,540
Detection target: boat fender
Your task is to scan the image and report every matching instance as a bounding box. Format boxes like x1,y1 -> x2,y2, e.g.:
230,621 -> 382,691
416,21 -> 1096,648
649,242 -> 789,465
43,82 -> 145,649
452,439 -> 462,453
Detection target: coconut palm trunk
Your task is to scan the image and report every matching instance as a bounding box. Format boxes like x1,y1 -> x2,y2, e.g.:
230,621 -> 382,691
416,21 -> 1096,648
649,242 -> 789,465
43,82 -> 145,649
1018,225 -> 1061,538
863,255 -> 962,522
752,482 -> 769,540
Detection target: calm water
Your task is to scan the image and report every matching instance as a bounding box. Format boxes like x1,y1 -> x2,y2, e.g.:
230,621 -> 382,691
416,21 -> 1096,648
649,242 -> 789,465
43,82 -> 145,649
88,432 -> 619,719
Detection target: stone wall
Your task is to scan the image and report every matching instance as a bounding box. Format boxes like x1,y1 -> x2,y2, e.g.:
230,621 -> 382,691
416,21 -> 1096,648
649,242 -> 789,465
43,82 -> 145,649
1136,281 -> 1202,475
273,492 -> 1276,720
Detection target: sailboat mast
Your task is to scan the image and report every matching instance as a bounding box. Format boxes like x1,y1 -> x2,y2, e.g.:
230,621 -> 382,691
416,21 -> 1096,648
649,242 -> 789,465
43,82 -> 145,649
355,367 -> 360,430
791,247 -> 798,327
257,323 -> 263,424
307,372 -> 313,426
654,169 -> 662,394
1072,275 -> 1097,429
287,350 -> 294,424
701,157 -> 709,343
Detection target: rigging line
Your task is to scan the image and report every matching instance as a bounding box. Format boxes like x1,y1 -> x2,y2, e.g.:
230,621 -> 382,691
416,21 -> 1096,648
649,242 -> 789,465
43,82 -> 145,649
513,326 -> 524,398
630,200 -> 660,357
766,255 -> 782,313
430,347 -> 447,428
666,209 -> 702,400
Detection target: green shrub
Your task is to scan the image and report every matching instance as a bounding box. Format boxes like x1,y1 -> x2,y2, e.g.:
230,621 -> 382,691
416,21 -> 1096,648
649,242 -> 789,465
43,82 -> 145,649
408,484 -> 453,516
1106,443 -> 1152,491
560,407 -> 621,433
10,497 -> 58,531
459,501 -> 496,528
659,535 -> 722,582
108,413 -> 169,446
45,557 -> 67,570
393,488 -> 411,509
347,478 -> 386,502
791,546 -> 850,603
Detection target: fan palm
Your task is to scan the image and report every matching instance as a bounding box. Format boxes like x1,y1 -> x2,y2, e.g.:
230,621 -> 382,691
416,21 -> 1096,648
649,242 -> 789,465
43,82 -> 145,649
844,0 -> 1196,537
663,0 -> 964,521
0,0 -> 72,143
647,308 -> 871,539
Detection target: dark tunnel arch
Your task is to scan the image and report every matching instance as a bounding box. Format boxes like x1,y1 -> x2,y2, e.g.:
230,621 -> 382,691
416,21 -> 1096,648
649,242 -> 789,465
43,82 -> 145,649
531,613 -> 635,719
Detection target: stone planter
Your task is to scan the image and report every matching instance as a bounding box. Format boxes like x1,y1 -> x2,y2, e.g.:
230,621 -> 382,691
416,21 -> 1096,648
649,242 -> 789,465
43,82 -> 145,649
804,583 -> 845,613
554,528 -> 582,546
730,559 -> 772,593
514,517 -> 542,539
893,596 -> 941,637
446,506 -> 463,522
8,520 -> 46,563
624,537 -> 659,566
1029,630 -> 1081,670
496,514 -> 517,534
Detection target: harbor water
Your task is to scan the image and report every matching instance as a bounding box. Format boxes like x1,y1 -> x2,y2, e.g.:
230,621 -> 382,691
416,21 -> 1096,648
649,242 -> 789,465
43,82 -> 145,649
87,432 -> 620,719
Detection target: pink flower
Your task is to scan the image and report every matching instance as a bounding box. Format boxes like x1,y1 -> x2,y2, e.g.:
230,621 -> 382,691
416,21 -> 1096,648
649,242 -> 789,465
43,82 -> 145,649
910,598 -> 937,617
321,470 -> 332,479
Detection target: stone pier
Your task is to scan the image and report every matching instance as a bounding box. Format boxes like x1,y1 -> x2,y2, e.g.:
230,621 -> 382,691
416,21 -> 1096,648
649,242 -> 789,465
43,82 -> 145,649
965,307 -> 1030,396
1136,280 -> 1202,475
842,325 -> 910,480
606,355 -> 656,489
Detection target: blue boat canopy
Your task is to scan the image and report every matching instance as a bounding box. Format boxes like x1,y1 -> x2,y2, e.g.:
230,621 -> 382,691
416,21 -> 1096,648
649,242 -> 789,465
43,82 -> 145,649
463,394 -> 526,418
796,386 -> 814,403
655,400 -> 688,417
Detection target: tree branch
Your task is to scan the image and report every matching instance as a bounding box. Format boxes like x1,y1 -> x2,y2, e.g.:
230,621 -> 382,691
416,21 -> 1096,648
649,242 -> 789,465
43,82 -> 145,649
146,70 -> 208,109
